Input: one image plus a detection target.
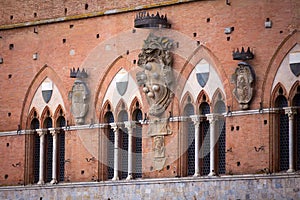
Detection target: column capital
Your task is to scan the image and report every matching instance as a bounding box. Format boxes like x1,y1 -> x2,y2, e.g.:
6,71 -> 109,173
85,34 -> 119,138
190,115 -> 201,125
110,123 -> 119,132
206,113 -> 223,123
284,107 -> 297,119
124,121 -> 136,129
49,128 -> 59,136
36,129 -> 46,137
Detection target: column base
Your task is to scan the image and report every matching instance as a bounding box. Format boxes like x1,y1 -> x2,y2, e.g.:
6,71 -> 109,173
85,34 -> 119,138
126,174 -> 133,180
112,176 -> 119,181
37,180 -> 44,185
287,169 -> 295,173
50,179 -> 58,184
208,171 -> 216,176
193,173 -> 200,177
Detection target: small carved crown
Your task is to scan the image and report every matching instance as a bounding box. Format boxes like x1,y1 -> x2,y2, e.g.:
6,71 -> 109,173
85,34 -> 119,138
70,68 -> 88,78
134,11 -> 171,29
232,47 -> 254,60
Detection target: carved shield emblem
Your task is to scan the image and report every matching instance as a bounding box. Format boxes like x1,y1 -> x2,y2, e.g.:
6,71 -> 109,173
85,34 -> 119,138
41,81 -> 53,103
290,52 -> 300,77
115,69 -> 129,96
195,60 -> 210,87
290,63 -> 300,77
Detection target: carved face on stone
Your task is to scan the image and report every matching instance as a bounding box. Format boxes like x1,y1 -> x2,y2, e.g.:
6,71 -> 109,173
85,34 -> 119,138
136,33 -> 174,117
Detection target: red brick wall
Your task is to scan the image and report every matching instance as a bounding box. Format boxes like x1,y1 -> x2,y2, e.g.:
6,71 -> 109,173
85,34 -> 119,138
0,0 -> 299,185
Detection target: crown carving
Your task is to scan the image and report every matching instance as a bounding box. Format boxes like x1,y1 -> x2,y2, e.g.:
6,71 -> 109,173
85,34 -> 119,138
70,68 -> 88,78
134,11 -> 171,29
232,47 -> 254,60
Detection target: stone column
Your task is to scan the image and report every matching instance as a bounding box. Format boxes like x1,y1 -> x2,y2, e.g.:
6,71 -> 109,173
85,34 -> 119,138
110,123 -> 119,180
190,115 -> 201,177
49,128 -> 58,184
285,107 -> 297,173
37,129 -> 46,184
125,121 -> 136,180
206,114 -> 218,176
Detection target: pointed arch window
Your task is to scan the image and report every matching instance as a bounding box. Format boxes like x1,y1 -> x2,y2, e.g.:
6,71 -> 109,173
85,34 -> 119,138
184,103 -> 195,176
275,95 -> 289,171
31,116 -> 40,183
214,100 -> 226,175
133,109 -> 143,178
199,102 -> 210,176
56,114 -> 66,182
118,110 -> 129,180
105,111 -> 115,180
293,90 -> 300,170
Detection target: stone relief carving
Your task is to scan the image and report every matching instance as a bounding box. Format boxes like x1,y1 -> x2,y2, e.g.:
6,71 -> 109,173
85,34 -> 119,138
136,33 -> 174,117
70,80 -> 89,125
136,33 -> 174,170
231,62 -> 255,110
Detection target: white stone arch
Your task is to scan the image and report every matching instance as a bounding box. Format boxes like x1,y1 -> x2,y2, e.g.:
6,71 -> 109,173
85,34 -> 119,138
272,44 -> 300,96
102,68 -> 142,110
29,77 -> 65,118
180,59 -> 225,105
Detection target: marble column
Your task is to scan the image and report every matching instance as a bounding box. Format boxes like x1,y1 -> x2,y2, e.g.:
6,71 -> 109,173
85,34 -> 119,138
125,121 -> 136,180
49,128 -> 58,184
37,129 -> 46,184
190,115 -> 201,177
285,107 -> 297,173
206,114 -> 218,176
110,123 -> 119,180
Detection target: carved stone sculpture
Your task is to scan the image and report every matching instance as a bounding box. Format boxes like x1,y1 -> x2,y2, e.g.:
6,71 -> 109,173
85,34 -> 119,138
136,33 -> 174,170
231,62 -> 255,110
136,33 -> 174,117
70,80 -> 89,125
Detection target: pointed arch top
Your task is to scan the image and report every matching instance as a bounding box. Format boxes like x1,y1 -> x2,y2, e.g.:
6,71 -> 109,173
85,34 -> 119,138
21,64 -> 70,129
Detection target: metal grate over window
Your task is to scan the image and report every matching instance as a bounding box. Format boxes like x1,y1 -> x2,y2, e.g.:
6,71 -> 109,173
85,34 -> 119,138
218,119 -> 226,175
293,94 -> 300,170
46,133 -> 53,183
33,133 -> 40,183
215,101 -> 226,175
200,120 -> 210,175
134,109 -> 143,178
106,112 -> 115,180
119,110 -> 129,179
184,103 -> 195,176
58,130 -> 65,182
276,95 -> 289,171
200,102 -> 210,176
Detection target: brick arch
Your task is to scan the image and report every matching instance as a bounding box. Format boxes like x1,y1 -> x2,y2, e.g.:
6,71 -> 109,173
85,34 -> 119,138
99,99 -> 114,123
129,96 -> 142,121
53,104 -> 65,128
20,64 -> 70,129
27,107 -> 40,129
40,106 -> 52,128
262,30 -> 300,107
115,98 -> 128,121
271,83 -> 288,108
196,90 -> 211,106
288,81 -> 300,106
211,88 -> 226,113
180,91 -> 195,116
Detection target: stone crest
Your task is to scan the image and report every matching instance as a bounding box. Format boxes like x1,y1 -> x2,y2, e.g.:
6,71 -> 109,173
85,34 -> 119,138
70,80 -> 89,125
231,62 -> 255,110
136,33 -> 174,170
41,81 -> 53,104
136,33 -> 174,117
